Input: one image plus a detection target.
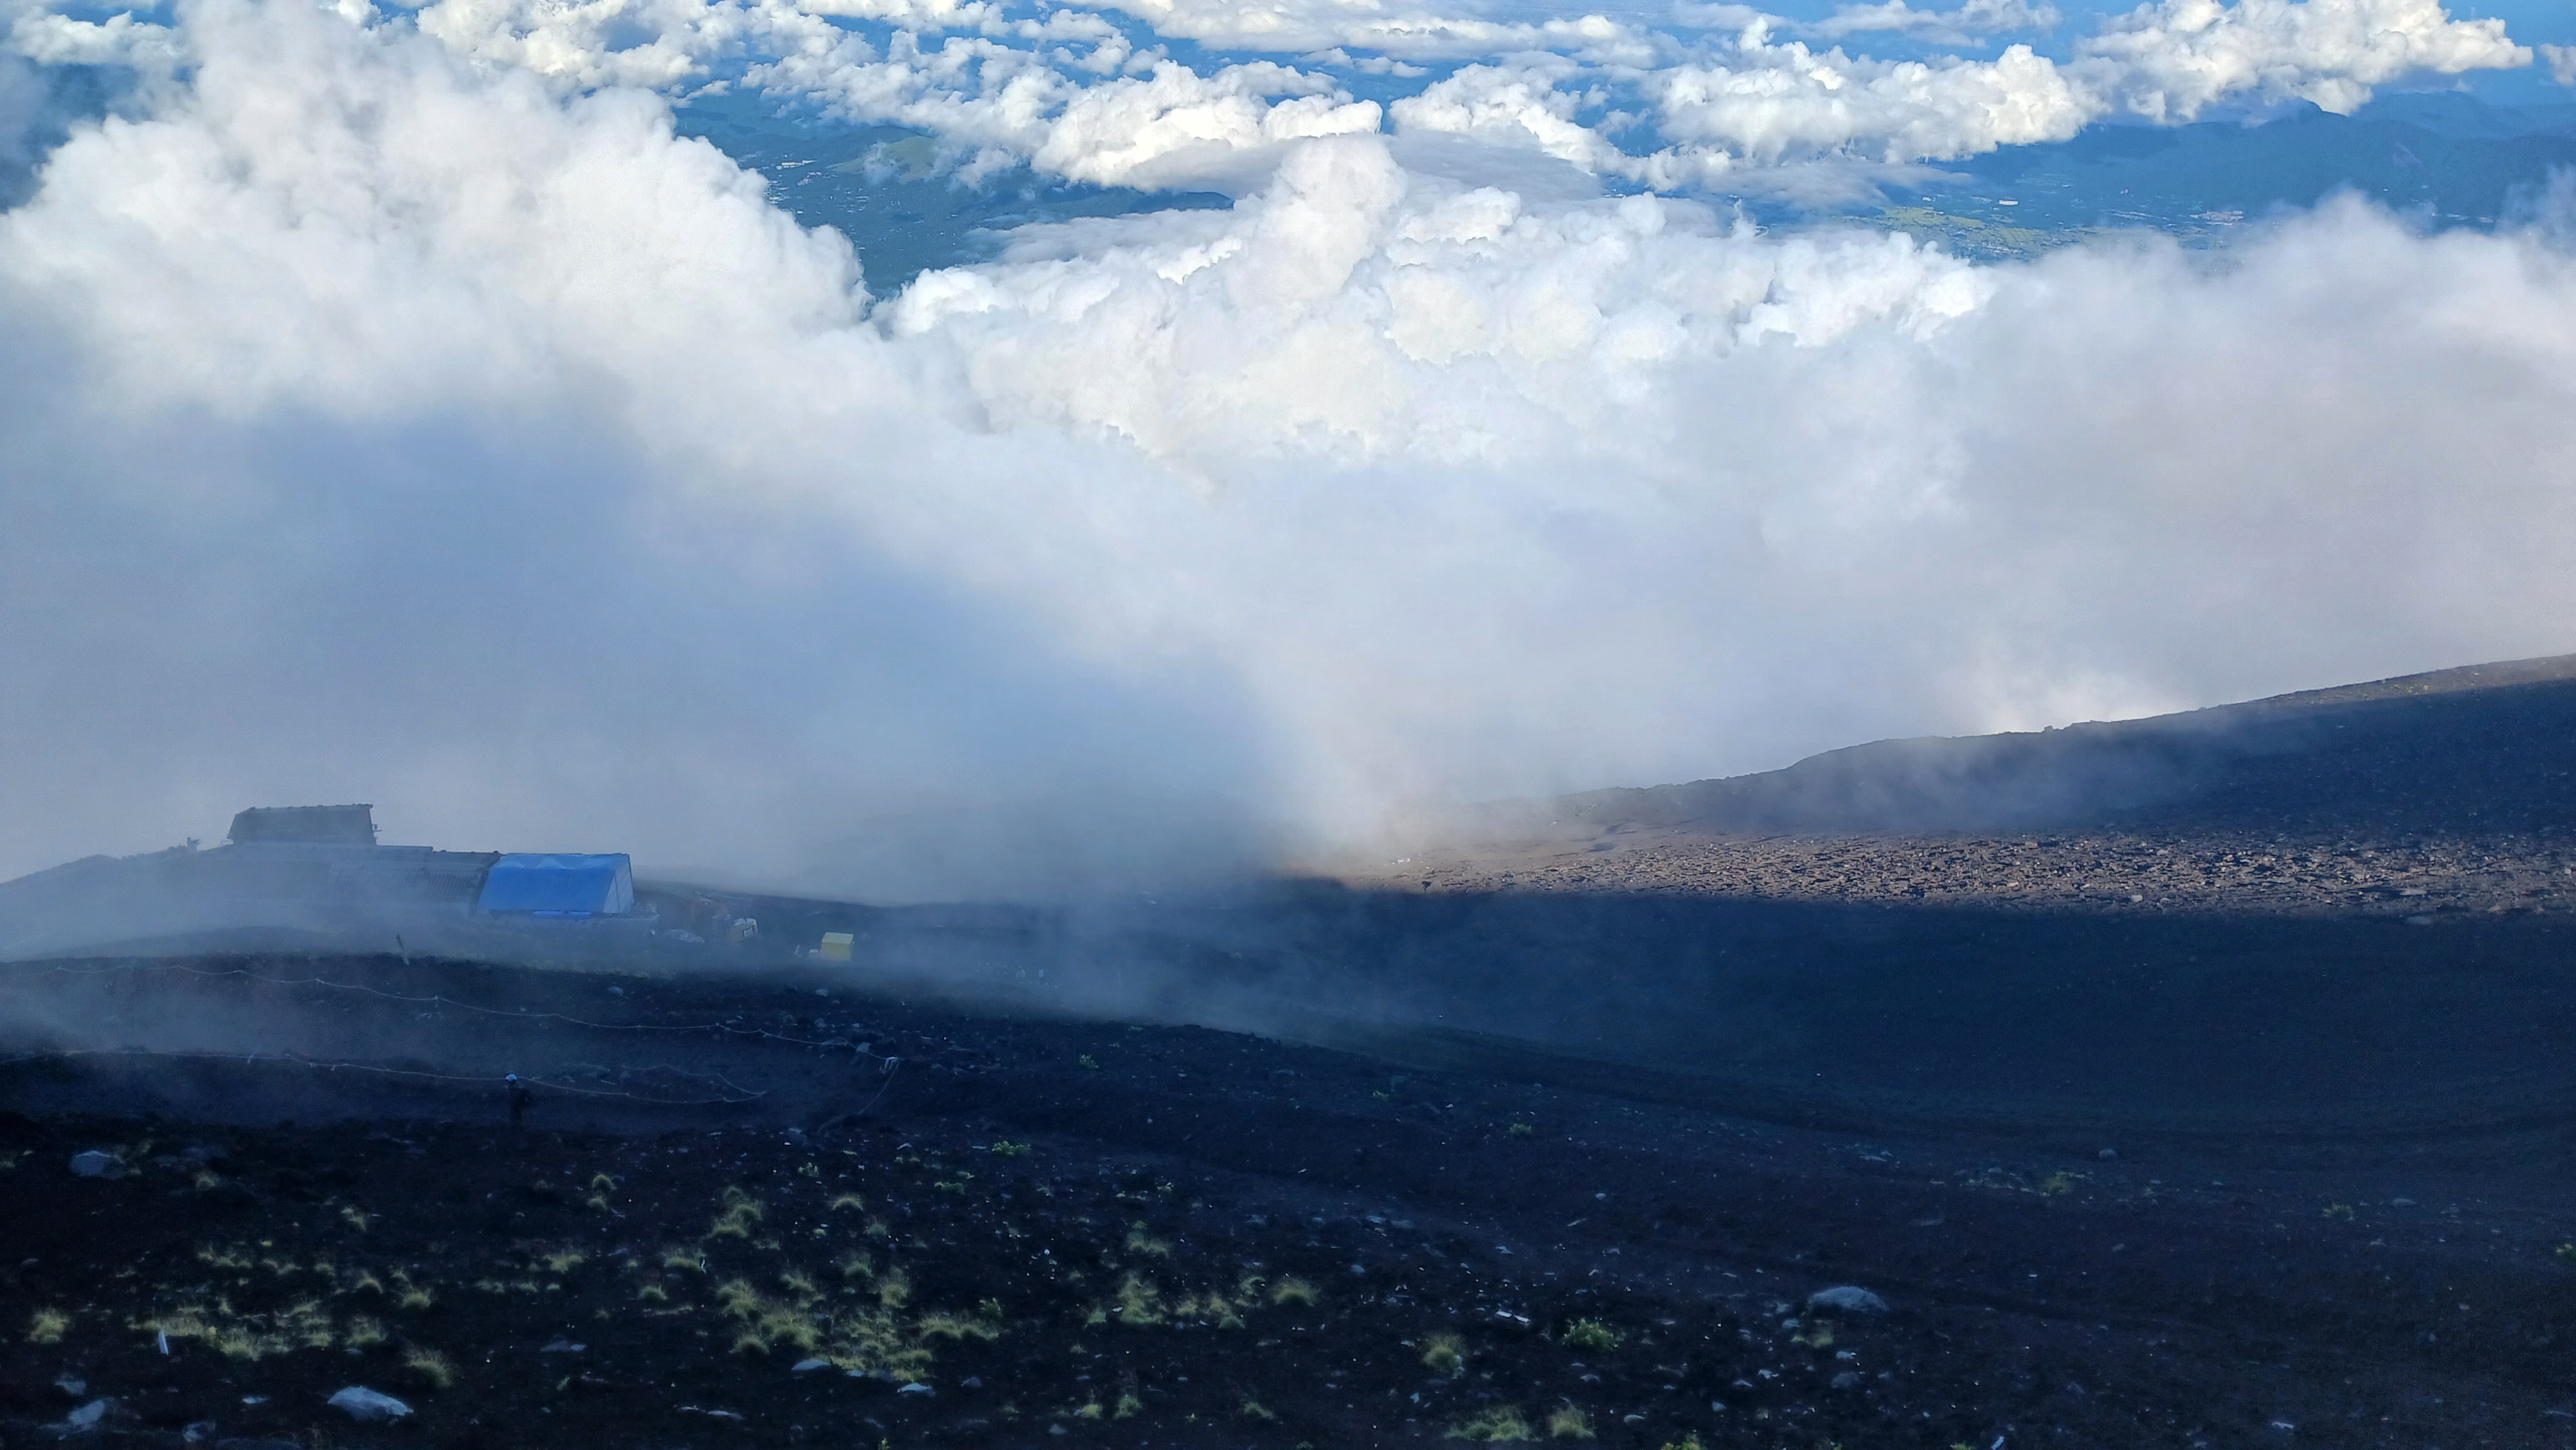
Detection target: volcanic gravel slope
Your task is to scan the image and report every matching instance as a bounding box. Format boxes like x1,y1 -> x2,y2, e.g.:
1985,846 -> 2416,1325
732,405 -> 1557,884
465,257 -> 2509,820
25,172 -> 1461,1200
3,956 -> 2574,1450
1364,652 -> 2576,917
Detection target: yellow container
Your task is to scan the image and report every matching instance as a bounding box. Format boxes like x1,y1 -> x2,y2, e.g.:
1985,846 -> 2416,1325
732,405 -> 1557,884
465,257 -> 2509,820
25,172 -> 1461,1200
817,932 -> 854,962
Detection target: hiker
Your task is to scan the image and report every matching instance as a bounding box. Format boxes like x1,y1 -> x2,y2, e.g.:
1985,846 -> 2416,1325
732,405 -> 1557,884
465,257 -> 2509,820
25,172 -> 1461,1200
506,1073 -> 534,1127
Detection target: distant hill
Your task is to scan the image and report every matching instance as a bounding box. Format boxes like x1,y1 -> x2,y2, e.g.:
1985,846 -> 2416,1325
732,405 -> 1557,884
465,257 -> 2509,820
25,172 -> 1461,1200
1847,92 -> 2576,258
1534,652 -> 2576,839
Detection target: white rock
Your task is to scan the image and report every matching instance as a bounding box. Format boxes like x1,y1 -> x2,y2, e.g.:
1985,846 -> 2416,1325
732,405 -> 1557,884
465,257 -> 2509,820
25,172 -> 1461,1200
791,1358 -> 830,1372
327,1387 -> 413,1420
66,1399 -> 110,1429
69,1151 -> 124,1179
1806,1286 -> 1890,1314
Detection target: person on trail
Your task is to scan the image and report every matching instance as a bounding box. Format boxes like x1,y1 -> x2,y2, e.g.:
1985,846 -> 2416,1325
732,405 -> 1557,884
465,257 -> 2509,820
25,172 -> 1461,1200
506,1073 -> 534,1127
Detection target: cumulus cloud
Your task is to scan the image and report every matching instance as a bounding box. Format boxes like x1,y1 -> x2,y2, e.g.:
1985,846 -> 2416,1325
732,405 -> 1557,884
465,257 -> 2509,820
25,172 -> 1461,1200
1386,63 -> 1670,180
1407,0 -> 2529,174
2,0 -> 2573,900
2074,0 -> 2529,120
1657,0 -> 2522,164
395,0 -> 2533,186
407,0 -> 1383,190
1641,36 -> 2089,163
1075,0 -> 1662,63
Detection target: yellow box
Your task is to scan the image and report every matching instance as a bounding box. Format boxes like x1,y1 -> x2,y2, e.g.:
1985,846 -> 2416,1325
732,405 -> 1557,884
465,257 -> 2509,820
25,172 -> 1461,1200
818,932 -> 854,962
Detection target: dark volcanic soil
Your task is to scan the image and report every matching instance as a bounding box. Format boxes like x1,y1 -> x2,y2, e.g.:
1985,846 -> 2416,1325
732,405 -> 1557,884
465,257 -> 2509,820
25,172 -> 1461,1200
4,952 -> 2575,1450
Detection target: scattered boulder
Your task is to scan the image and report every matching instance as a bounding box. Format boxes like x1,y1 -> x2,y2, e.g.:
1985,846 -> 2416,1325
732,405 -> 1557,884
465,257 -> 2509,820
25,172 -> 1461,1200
791,1358 -> 830,1372
326,1387 -> 412,1421
69,1151 -> 124,1180
64,1398 -> 110,1429
1807,1286 -> 1890,1315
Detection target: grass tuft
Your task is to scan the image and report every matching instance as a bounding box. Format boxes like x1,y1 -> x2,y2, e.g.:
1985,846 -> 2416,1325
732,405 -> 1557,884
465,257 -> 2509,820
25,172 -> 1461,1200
27,1307 -> 68,1344
1560,1318 -> 1620,1351
1448,1406 -> 1534,1442
1422,1331 -> 1466,1374
1546,1406 -> 1594,1439
918,1312 -> 1001,1342
212,1326 -> 281,1360
1270,1277 -> 1316,1306
404,1348 -> 453,1389
1115,1275 -> 1164,1325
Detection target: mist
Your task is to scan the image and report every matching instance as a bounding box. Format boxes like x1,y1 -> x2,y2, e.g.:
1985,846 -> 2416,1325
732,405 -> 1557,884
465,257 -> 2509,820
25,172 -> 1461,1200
1,0 -> 2573,901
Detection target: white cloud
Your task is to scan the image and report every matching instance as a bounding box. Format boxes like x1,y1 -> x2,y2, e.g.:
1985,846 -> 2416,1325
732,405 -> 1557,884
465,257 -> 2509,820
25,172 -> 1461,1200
1615,0 -> 2529,169
1387,63 -> 1667,179
1063,0 -> 1663,64
413,0 -> 761,90
3,0 -> 2574,897
1647,35 -> 2090,162
382,0 -> 2544,188
2546,42 -> 2576,88
2074,0 -> 2530,119
7,9 -> 184,69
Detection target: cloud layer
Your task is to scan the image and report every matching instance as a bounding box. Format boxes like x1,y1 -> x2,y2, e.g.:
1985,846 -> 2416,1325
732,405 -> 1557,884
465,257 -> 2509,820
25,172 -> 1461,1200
0,0 -> 2570,899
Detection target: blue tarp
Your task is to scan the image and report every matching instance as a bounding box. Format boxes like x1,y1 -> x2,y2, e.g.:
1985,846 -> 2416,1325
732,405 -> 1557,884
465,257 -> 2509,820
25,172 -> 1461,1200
476,854 -> 635,916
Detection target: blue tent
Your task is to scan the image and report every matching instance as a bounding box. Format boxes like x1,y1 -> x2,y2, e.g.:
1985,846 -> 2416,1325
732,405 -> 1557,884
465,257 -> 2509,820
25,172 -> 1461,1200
476,854 -> 635,916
